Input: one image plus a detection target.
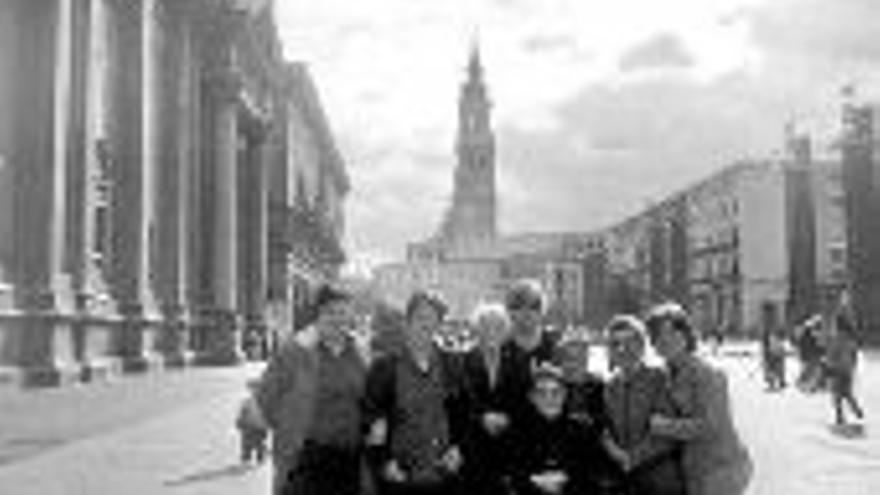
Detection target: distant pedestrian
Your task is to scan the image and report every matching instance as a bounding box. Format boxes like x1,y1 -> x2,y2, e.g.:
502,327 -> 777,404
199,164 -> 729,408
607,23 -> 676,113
254,284 -> 368,495
795,316 -> 824,393
761,326 -> 787,392
826,312 -> 865,427
236,378 -> 268,464
645,303 -> 752,495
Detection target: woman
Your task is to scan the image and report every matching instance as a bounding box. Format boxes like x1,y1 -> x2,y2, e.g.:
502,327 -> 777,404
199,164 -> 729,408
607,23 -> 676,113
644,303 -> 752,495
458,303 -> 514,495
365,291 -> 466,495
603,315 -> 685,495
255,285 -> 367,495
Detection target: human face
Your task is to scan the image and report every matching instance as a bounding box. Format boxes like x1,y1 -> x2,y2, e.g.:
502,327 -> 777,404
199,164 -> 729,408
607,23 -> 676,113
509,302 -> 541,337
317,299 -> 354,344
608,328 -> 645,371
560,342 -> 589,379
478,314 -> 509,350
408,301 -> 441,347
531,378 -> 567,419
652,320 -> 687,362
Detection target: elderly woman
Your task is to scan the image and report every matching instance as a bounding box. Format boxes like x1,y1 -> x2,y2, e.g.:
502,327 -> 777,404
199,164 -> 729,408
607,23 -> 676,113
603,315 -> 685,495
458,303 -> 514,495
644,303 -> 752,495
365,291 -> 466,495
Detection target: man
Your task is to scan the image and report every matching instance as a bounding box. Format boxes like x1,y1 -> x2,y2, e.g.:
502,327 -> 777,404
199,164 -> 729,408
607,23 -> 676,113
255,284 -> 368,495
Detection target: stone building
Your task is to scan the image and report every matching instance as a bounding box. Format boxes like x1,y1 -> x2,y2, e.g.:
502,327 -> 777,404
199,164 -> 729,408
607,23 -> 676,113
0,0 -> 347,386
686,160 -> 789,336
840,99 -> 880,343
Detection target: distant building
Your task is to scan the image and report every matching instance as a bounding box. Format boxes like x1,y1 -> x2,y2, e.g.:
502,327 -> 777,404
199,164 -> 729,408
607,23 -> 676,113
840,99 -> 880,343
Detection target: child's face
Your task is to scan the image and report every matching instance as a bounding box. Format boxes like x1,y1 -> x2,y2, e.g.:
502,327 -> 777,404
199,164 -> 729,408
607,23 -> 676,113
561,343 -> 589,378
531,378 -> 567,419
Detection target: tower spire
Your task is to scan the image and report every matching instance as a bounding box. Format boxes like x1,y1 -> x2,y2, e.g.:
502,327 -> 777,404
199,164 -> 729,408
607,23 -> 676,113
468,32 -> 483,80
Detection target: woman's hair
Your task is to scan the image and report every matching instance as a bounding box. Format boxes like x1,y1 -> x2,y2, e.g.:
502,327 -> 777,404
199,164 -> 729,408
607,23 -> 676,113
504,279 -> 545,312
470,302 -> 510,329
405,290 -> 448,322
604,314 -> 648,347
644,302 -> 698,353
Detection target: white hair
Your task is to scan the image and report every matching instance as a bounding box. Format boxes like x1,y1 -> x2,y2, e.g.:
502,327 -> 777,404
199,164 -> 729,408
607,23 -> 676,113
470,302 -> 510,329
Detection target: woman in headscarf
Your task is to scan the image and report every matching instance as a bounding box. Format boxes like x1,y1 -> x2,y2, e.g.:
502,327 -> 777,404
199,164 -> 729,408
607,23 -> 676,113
603,315 -> 685,495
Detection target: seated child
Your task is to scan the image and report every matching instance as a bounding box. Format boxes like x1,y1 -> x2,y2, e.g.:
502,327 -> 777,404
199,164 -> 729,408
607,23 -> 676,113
510,362 -> 604,495
236,378 -> 268,464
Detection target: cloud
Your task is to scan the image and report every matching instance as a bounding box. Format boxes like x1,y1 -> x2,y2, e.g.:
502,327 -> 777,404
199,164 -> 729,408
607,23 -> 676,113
619,33 -> 695,72
274,0 -> 880,262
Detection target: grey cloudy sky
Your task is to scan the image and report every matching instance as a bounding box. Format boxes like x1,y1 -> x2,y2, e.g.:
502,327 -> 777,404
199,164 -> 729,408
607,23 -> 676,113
275,0 -> 880,271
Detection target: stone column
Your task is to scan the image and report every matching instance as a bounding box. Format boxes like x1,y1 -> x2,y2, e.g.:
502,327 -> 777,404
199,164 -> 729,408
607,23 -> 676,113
109,0 -> 163,373
237,116 -> 271,360
153,2 -> 194,367
5,0 -> 79,386
200,56 -> 244,365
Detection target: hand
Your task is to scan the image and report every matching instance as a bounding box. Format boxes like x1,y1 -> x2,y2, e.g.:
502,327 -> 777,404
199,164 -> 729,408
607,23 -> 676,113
530,471 -> 568,494
650,414 -> 674,435
440,445 -> 463,473
367,419 -> 388,446
383,460 -> 406,483
611,448 -> 632,472
482,411 -> 510,435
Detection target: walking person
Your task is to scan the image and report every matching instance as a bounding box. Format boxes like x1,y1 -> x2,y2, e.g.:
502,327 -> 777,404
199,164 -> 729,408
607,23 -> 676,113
645,303 -> 752,495
254,285 -> 368,495
795,316 -> 824,393
826,311 -> 865,428
457,303 -> 515,495
603,315 -> 685,495
365,291 -> 467,495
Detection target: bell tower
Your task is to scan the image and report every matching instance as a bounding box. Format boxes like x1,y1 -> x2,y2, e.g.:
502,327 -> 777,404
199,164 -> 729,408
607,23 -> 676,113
447,43 -> 496,250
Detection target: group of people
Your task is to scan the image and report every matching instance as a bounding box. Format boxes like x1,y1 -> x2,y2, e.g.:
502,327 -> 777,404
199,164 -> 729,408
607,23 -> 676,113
791,311 -> 866,428
238,280 -> 753,495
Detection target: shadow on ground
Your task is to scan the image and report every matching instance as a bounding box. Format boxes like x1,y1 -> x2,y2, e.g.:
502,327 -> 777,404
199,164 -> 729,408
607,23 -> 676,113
164,462 -> 260,487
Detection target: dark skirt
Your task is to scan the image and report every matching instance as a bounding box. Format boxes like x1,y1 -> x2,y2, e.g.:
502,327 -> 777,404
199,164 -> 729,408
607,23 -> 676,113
284,442 -> 362,495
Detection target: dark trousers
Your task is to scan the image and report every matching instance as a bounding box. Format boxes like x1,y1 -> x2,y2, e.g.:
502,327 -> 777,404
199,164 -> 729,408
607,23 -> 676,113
284,443 -> 361,495
829,369 -> 864,424
239,428 -> 267,463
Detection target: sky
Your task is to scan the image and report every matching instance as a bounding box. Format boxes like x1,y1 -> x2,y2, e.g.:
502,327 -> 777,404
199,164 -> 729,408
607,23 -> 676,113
274,0 -> 880,274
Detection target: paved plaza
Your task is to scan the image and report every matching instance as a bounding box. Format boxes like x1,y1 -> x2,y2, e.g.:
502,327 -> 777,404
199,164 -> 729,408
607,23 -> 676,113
0,349 -> 878,494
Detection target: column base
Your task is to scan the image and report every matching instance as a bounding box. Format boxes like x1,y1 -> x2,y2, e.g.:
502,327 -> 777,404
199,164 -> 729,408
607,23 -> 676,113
22,362 -> 82,388
80,356 -> 123,382
193,307 -> 244,366
121,352 -> 165,374
0,366 -> 23,388
163,349 -> 196,368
